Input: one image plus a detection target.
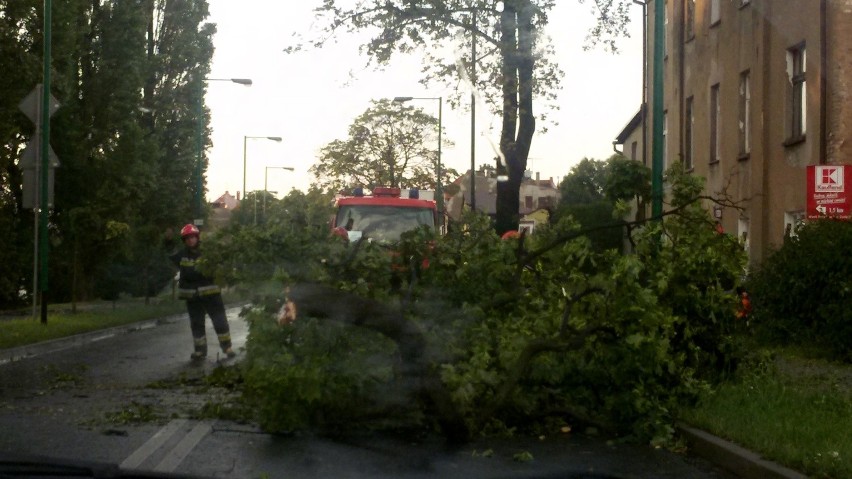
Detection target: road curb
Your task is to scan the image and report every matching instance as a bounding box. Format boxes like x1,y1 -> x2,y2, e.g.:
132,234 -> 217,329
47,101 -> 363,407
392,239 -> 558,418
0,305 -> 246,366
0,313 -> 186,366
677,423 -> 809,479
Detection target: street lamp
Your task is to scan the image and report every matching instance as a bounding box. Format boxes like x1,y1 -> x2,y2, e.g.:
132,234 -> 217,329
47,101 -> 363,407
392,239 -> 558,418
243,136 -> 283,200
195,77 -> 252,224
263,166 -> 294,218
392,96 -> 443,214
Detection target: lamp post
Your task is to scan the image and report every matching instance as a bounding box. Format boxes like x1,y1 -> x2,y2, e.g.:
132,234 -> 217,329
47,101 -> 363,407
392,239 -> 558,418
263,166 -> 294,218
392,96 -> 443,214
196,78 -> 252,225
243,136 -> 283,201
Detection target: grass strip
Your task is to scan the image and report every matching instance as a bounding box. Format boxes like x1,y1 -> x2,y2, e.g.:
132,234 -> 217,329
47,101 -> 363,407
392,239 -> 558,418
681,355 -> 852,479
0,299 -> 187,350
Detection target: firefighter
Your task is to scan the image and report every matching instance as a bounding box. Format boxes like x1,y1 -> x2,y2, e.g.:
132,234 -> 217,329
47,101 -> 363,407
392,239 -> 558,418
170,224 -> 236,361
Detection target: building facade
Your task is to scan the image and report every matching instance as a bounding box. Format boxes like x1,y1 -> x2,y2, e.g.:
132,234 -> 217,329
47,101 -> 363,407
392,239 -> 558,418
635,0 -> 852,264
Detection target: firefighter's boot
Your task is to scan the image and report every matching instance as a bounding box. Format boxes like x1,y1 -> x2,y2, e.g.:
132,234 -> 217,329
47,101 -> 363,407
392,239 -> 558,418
190,336 -> 207,361
218,333 -> 236,358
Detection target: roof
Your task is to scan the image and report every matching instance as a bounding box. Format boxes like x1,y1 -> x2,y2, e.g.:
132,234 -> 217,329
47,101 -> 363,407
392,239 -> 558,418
211,191 -> 238,209
524,178 -> 558,190
615,106 -> 644,145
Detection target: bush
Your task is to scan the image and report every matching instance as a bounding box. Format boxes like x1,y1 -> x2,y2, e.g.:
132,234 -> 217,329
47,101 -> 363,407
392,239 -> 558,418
749,219 -> 852,361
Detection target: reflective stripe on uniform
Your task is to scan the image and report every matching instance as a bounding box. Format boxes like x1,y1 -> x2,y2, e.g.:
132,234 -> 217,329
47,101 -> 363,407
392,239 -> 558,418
197,285 -> 221,296
178,288 -> 197,299
180,258 -> 196,267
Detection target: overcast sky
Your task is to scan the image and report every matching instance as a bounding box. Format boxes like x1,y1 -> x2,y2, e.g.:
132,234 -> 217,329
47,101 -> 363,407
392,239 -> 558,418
203,1 -> 645,201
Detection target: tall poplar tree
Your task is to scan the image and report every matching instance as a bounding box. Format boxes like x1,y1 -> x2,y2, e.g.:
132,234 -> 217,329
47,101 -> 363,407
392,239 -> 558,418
0,0 -> 215,306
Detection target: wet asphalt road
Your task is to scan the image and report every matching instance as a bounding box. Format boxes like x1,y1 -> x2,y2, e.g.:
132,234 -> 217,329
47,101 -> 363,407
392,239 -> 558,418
0,306 -> 737,479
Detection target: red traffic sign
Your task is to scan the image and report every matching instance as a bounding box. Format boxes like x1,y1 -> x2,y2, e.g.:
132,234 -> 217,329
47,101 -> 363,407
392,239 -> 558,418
807,165 -> 852,219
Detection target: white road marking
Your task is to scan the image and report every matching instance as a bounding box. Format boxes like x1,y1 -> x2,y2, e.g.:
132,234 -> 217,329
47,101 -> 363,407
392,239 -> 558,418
153,420 -> 214,472
120,419 -> 188,469
89,333 -> 116,342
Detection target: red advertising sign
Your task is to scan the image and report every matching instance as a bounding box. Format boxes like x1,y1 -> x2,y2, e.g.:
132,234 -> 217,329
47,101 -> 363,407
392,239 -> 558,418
807,165 -> 852,219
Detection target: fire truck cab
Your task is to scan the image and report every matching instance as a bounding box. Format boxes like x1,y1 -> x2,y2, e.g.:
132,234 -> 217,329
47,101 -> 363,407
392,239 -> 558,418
332,187 -> 438,243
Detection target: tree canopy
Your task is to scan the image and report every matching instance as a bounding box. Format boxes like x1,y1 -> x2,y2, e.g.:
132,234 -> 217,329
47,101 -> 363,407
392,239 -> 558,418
559,157 -> 609,205
311,99 -> 457,192
555,154 -> 650,251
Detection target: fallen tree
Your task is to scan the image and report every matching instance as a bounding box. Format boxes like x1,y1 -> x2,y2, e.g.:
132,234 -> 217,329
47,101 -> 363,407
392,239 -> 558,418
211,165 -> 748,444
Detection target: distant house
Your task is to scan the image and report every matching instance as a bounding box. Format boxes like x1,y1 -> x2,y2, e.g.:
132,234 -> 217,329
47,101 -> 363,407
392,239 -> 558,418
520,208 -> 551,235
519,174 -> 558,216
615,107 -> 644,165
208,191 -> 239,231
211,191 -> 239,210
446,168 -> 560,232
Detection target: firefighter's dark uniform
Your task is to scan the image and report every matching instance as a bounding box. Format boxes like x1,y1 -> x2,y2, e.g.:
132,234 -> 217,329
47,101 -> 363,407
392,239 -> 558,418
170,243 -> 232,357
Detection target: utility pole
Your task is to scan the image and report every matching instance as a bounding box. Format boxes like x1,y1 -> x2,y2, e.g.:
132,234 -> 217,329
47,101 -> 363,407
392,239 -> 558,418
39,0 -> 53,323
470,7 -> 477,212
195,82 -> 204,224
651,0 -> 665,218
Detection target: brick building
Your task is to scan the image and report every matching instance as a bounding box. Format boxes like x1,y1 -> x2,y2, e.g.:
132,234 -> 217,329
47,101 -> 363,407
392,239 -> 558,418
619,0 -> 852,264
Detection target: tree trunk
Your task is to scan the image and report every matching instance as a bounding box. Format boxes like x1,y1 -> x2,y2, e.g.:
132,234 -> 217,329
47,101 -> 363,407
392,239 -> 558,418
495,0 -> 536,234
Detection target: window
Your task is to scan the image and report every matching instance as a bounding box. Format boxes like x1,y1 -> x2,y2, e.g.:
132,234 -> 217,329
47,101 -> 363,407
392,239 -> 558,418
631,141 -> 638,162
685,0 -> 695,40
685,96 -> 694,170
787,43 -> 807,141
710,84 -> 720,163
525,196 -> 533,209
739,71 -> 751,156
738,218 -> 750,256
710,0 -> 721,25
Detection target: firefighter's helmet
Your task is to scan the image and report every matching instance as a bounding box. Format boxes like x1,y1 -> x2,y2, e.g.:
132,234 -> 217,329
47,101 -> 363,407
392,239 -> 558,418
180,224 -> 200,239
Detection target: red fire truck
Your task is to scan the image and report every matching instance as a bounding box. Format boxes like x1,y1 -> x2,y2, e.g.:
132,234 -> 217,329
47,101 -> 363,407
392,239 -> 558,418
331,187 -> 438,243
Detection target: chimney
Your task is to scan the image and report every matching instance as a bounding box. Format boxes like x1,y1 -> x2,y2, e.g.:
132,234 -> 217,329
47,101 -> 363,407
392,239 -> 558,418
536,172 -> 540,183
237,191 -> 241,201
